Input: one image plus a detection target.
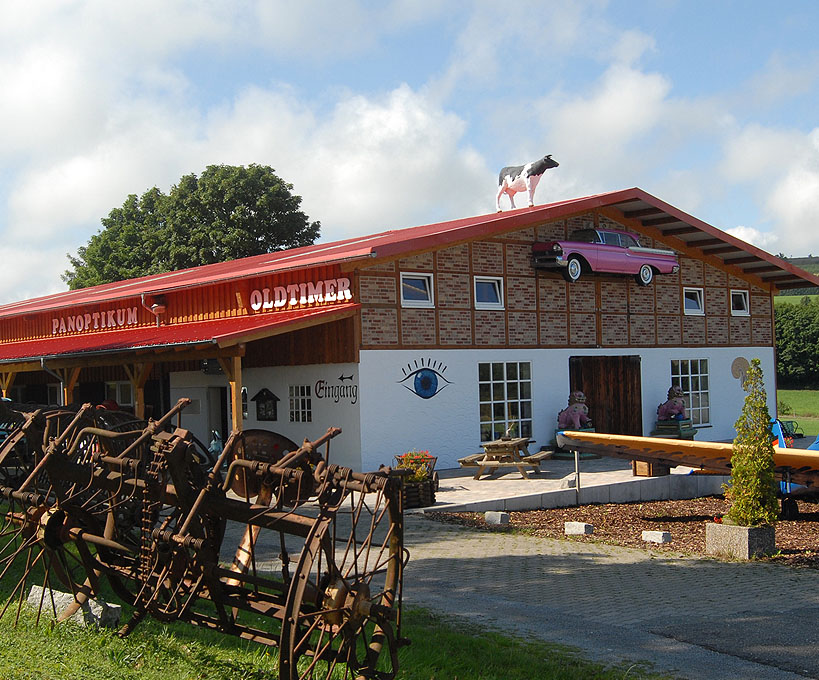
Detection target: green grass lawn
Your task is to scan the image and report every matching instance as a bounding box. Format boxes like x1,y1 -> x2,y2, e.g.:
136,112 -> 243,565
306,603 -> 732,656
773,294 -> 818,306
0,607 -> 666,680
777,389 -> 819,438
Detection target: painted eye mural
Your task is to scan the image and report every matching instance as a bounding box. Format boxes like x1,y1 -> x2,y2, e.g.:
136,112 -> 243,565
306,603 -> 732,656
398,358 -> 451,399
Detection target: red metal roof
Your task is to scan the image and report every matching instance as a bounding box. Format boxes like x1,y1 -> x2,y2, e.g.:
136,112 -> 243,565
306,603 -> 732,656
0,304 -> 359,363
1,187 -> 816,319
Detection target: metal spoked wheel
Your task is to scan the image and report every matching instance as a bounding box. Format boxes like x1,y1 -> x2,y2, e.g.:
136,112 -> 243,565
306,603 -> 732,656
279,474 -> 403,680
0,498 -> 107,626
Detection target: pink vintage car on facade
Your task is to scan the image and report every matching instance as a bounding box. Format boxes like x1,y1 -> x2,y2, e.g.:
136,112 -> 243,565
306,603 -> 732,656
531,228 -> 679,285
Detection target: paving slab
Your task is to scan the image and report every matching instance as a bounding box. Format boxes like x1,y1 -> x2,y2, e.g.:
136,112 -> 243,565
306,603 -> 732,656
403,513 -> 819,679
422,456 -> 728,514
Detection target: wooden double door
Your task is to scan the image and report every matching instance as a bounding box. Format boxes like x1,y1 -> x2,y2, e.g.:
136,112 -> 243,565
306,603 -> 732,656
568,355 -> 643,436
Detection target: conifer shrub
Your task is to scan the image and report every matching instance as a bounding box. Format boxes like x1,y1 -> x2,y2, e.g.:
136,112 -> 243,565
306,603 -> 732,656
723,358 -> 779,526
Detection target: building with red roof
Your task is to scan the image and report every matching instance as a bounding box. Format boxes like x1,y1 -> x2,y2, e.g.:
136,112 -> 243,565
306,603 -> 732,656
0,187 -> 815,471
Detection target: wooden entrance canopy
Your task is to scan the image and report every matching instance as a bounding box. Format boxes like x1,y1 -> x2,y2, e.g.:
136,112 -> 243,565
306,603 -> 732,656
0,304 -> 359,430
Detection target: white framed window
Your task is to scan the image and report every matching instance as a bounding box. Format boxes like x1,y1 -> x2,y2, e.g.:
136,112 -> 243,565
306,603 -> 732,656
289,384 -> 312,423
478,361 -> 532,442
683,287 -> 704,315
671,359 -> 710,426
105,381 -> 133,409
400,272 -> 434,308
730,289 -> 750,316
47,384 -> 61,406
474,276 -> 504,310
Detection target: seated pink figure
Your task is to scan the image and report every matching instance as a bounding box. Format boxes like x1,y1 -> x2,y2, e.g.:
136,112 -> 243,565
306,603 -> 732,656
657,385 -> 686,421
557,390 -> 593,429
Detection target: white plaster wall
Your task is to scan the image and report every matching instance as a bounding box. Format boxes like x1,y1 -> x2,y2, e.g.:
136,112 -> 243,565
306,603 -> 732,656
358,347 -> 776,472
169,371 -> 224,443
170,363 -> 362,470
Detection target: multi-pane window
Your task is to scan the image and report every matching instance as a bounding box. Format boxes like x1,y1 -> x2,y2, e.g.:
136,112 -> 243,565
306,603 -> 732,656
671,359 -> 710,426
474,276 -> 504,310
478,361 -> 532,442
105,381 -> 133,409
731,290 -> 750,316
289,385 -> 312,422
400,272 -> 434,308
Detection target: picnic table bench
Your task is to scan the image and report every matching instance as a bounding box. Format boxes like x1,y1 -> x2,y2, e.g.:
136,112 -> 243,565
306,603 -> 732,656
458,437 -> 551,480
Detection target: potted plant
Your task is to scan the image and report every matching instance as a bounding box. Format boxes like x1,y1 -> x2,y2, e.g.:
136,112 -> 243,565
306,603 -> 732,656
394,450 -> 438,508
706,358 -> 778,559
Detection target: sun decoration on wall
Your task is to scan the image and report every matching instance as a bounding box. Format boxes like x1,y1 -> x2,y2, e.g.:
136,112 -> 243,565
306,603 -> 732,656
398,358 -> 451,399
731,357 -> 750,383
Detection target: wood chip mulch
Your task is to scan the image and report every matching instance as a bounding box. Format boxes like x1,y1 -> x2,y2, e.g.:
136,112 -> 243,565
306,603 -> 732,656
426,496 -> 819,568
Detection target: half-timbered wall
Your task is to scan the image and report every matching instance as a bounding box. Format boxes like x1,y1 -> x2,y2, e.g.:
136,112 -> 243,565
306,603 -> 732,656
356,211 -> 773,350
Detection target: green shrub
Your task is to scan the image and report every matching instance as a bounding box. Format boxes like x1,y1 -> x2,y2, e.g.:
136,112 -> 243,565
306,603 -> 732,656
723,358 -> 779,527
777,399 -> 793,415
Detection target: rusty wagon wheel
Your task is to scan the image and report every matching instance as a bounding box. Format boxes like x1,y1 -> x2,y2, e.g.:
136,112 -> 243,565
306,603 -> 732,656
279,470 -> 404,680
0,406 -> 156,623
0,497 -> 113,626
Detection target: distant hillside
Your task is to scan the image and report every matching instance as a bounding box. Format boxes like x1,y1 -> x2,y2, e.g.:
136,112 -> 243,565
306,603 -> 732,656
777,256 -> 819,296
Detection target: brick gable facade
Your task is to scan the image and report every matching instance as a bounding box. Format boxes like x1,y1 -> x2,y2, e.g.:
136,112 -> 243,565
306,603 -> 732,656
355,210 -> 774,350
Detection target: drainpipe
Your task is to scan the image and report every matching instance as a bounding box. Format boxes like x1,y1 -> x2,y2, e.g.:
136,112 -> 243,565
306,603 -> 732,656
141,294 -> 167,327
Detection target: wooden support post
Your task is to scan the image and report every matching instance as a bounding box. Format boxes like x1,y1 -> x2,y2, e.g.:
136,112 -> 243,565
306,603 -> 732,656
217,355 -> 244,434
0,372 -> 16,399
58,367 -> 81,405
124,363 -> 154,419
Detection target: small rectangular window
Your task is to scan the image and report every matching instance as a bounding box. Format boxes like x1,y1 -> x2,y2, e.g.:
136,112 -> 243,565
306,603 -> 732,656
289,384 -> 312,423
46,384 -> 60,406
731,290 -> 750,316
474,276 -> 504,310
104,381 -> 134,408
400,272 -> 434,308
683,288 -> 704,315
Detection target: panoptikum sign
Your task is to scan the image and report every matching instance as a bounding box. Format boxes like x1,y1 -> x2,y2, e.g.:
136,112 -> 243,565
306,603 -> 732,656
52,306 -> 139,335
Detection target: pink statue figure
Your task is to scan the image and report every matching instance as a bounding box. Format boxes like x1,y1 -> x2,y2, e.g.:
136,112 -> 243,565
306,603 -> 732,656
657,385 -> 686,421
557,390 -> 593,430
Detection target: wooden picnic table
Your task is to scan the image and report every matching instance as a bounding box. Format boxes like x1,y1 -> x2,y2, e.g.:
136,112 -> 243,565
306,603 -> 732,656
458,436 -> 551,480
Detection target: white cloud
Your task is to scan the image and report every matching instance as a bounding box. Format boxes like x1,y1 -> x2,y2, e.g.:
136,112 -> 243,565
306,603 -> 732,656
719,124 -> 806,184
1,78 -> 489,302
304,85 -> 489,230
537,64 -> 672,191
427,2 -> 604,102
725,226 -> 779,252
717,125 -> 819,255
608,29 -> 656,67
3,0 -> 819,306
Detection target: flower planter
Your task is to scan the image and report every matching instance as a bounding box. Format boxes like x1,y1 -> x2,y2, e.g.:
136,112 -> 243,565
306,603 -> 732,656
402,479 -> 436,509
705,522 -> 775,560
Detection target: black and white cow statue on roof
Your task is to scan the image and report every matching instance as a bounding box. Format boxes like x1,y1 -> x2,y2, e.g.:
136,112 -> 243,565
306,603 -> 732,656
496,154 -> 559,211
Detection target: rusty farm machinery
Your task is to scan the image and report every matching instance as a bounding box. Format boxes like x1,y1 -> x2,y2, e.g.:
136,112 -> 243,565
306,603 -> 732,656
0,398 -> 407,679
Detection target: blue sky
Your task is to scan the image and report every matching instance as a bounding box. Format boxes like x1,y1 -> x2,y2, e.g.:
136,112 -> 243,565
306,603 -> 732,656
1,0 -> 818,304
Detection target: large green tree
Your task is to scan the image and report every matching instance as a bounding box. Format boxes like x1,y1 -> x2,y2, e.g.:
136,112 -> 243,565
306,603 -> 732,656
775,298 -> 819,387
63,164 -> 320,289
